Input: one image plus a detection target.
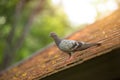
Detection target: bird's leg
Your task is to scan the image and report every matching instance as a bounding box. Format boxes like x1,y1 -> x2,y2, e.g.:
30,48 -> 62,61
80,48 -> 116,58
66,52 -> 74,62
69,52 -> 74,60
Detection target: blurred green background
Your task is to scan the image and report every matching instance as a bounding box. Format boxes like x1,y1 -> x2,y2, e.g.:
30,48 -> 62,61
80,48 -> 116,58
0,0 -> 120,71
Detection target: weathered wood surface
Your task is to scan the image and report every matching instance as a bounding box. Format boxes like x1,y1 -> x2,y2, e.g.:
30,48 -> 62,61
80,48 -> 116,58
0,9 -> 120,80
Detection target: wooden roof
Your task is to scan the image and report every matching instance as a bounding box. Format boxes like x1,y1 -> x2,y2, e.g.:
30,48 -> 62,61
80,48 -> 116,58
0,9 -> 120,80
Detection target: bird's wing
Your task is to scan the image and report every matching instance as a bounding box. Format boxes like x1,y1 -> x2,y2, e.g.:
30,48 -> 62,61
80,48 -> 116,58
59,40 -> 83,52
70,41 -> 83,51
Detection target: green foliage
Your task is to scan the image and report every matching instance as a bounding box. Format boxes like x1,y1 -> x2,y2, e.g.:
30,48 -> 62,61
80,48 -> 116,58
0,0 -> 19,23
0,0 -> 71,64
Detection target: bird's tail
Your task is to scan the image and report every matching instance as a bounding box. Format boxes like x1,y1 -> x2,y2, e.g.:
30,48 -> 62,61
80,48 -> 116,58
78,42 -> 101,50
89,42 -> 101,46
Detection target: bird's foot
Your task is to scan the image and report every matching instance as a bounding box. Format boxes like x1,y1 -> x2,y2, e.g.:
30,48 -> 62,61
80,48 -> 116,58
65,56 -> 74,63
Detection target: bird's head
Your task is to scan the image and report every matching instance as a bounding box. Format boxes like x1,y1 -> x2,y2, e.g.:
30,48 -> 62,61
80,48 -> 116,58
50,32 -> 57,38
50,32 -> 61,45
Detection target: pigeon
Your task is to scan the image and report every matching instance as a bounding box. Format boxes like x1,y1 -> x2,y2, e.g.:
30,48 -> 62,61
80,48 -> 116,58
50,32 -> 101,60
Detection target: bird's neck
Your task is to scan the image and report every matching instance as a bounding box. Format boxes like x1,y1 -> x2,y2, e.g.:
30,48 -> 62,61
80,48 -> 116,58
53,36 -> 61,46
